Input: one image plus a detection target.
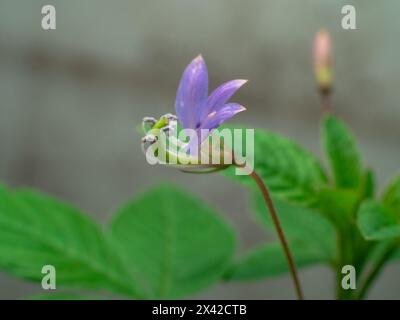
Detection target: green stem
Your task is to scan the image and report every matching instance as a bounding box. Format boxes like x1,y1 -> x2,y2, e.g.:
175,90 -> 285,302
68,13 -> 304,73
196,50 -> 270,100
248,169 -> 304,300
335,233 -> 346,299
357,240 -> 399,299
335,230 -> 354,300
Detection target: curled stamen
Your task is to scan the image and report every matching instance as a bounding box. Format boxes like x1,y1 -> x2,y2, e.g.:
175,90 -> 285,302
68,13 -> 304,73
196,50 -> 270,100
141,134 -> 158,154
162,113 -> 177,121
161,126 -> 171,134
161,125 -> 176,138
142,117 -> 157,133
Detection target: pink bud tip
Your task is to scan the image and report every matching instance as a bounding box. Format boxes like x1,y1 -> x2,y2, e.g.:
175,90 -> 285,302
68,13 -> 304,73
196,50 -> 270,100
313,29 -> 333,91
314,30 -> 332,68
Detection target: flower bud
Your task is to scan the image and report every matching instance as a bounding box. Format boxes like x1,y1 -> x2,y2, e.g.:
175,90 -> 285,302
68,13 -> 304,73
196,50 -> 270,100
313,30 -> 333,93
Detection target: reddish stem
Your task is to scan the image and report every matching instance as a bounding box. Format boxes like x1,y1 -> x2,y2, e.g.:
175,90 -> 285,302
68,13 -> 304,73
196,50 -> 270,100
249,170 -> 304,300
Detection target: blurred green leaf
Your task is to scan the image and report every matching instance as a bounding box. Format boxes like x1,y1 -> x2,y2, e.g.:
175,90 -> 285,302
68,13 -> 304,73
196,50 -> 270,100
252,196 -> 336,261
383,175 -> 400,213
321,115 -> 362,189
357,200 -> 400,240
223,128 -> 327,207
0,185 -> 142,298
368,239 -> 400,263
361,169 -> 376,199
108,185 -> 236,299
27,293 -> 100,300
226,241 -> 326,281
227,196 -> 336,281
317,188 -> 359,227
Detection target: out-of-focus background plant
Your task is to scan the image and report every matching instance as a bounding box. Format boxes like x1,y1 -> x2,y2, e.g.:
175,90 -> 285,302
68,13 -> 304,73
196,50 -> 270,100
0,0 -> 399,299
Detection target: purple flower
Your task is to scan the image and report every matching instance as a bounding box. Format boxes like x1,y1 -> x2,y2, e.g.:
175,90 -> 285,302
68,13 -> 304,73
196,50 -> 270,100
175,55 -> 247,153
141,55 -> 247,170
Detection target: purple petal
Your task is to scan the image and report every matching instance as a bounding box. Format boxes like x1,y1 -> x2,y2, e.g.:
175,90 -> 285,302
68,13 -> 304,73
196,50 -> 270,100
175,55 -> 208,129
201,79 -> 247,120
202,103 -> 246,131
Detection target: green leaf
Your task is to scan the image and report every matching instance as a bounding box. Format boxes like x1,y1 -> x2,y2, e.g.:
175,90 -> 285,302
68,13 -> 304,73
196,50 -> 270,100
227,196 -> 336,281
0,185 -> 142,298
108,185 -> 236,299
321,115 -> 363,189
383,175 -> 400,213
252,196 -> 336,262
317,188 -> 360,227
367,239 -> 400,263
223,128 -> 327,206
361,169 -> 376,199
393,248 -> 400,260
357,200 -> 400,240
26,293 -> 100,300
358,175 -> 400,241
226,241 -> 326,281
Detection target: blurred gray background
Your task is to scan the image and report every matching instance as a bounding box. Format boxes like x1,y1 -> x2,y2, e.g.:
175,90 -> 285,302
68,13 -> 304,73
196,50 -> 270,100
0,0 -> 399,299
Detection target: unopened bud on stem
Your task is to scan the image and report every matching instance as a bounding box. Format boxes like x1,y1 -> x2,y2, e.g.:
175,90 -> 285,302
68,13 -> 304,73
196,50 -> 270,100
313,29 -> 333,94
